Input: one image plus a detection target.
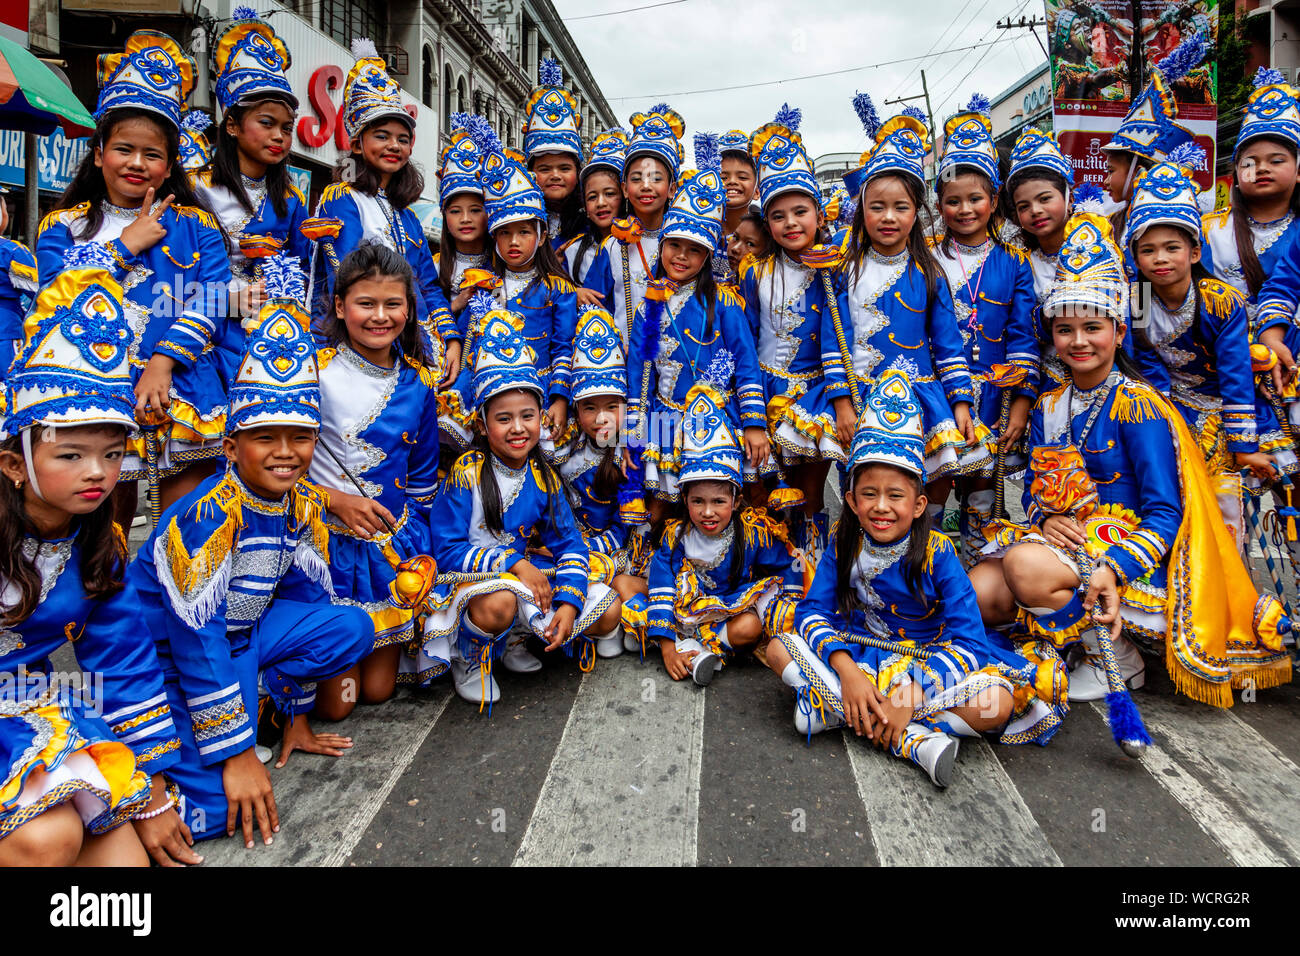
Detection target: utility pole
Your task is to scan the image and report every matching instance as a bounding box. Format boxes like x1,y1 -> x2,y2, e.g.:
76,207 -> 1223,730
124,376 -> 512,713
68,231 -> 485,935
995,14 -> 1049,60
884,69 -> 935,137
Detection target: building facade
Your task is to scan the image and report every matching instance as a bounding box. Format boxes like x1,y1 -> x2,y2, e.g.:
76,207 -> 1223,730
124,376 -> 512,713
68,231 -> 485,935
6,0 -> 618,237
989,62 -> 1051,158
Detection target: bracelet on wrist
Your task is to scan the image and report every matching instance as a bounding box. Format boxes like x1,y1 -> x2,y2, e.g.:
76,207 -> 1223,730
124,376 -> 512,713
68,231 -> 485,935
132,796 -> 175,821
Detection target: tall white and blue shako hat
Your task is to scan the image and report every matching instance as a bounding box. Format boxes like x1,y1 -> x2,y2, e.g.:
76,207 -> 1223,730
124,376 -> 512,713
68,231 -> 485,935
479,141 -> 546,233
228,253 -> 320,432
1100,68 -> 1196,164
584,128 -> 630,180
1122,142 -> 1209,248
178,109 -> 212,172
466,291 -> 545,409
3,244 -> 136,440
1041,212 -> 1130,321
1236,67 -> 1300,160
523,57 -> 583,162
213,5 -> 297,113
847,369 -> 926,479
661,132 -> 726,250
626,104 -> 686,179
678,370 -> 744,489
342,38 -> 412,141
937,93 -> 1000,191
1007,125 -> 1075,186
750,103 -> 818,210
718,129 -> 753,166
570,304 -> 627,402
843,92 -> 931,196
439,112 -> 491,204
95,30 -> 196,130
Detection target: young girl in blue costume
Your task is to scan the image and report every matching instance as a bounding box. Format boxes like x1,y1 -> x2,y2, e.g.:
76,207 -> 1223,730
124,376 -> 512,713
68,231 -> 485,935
0,244 -> 195,866
409,293 -> 621,707
0,188 -> 36,380
127,252 -> 373,848
295,244 -> 441,707
627,133 -> 771,512
434,113 -> 491,333
1002,126 -> 1073,307
523,58 -> 585,251
1123,148 -> 1281,541
766,371 -> 1060,789
547,303 -> 649,659
643,380 -> 802,686
444,128 -> 579,445
929,94 -> 1039,561
193,7 -> 311,383
831,96 -> 987,518
41,31 -> 232,527
971,213 -> 1291,707
717,128 -> 759,285
1215,69 -> 1300,463
563,128 -> 630,286
582,105 -> 685,347
740,104 -> 844,557
310,39 -> 461,387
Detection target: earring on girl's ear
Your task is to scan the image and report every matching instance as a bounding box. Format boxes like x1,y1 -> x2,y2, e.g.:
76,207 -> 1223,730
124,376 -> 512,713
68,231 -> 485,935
14,478 -> 22,489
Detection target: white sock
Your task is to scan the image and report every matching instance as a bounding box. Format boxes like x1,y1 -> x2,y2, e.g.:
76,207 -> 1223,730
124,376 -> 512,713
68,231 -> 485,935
781,661 -> 807,690
934,709 -> 980,738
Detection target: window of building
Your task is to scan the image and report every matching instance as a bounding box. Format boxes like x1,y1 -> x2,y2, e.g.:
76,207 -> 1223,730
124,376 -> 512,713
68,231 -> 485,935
444,64 -> 454,122
457,76 -> 467,114
422,45 -> 435,108
321,0 -> 383,50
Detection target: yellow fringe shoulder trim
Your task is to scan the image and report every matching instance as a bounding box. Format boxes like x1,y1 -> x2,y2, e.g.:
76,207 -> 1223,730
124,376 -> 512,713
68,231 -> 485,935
1201,207 -> 1231,231
542,274 -> 576,295
1001,241 -> 1029,265
316,347 -> 337,371
924,529 -> 955,573
321,181 -> 353,203
111,521 -> 128,563
407,358 -> 437,388
167,479 -> 245,596
1109,381 -> 1167,425
189,169 -> 213,190
740,507 -> 777,549
172,204 -> 220,232
1198,277 -> 1245,320
737,254 -> 769,284
449,450 -> 485,491
717,285 -> 745,310
287,181 -> 307,205
39,202 -> 91,236
292,479 -> 331,561
661,519 -> 685,551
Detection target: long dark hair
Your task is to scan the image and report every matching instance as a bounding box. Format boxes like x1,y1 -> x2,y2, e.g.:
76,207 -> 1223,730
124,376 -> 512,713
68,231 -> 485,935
319,243 -> 428,367
840,173 -> 941,298
344,119 -> 424,209
999,169 -> 1070,253
472,390 -> 565,535
570,168 -> 629,281
676,480 -> 746,590
436,192 -> 488,298
208,98 -> 295,219
57,108 -> 208,240
0,429 -> 127,626
935,167 -> 1010,257
491,219 -> 571,287
1232,136 -> 1300,298
835,463 -> 931,619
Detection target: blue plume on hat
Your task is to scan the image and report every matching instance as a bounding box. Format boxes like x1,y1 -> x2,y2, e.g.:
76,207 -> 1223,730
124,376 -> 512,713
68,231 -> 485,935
232,4 -> 258,18
693,131 -> 721,176
648,102 -> 671,115
1166,140 -> 1207,172
539,57 -> 562,86
1155,32 -> 1207,82
966,92 -> 991,114
467,114 -> 503,155
774,103 -> 802,132
260,251 -> 306,303
1072,181 -> 1106,213
449,110 -> 471,131
853,91 -> 880,138
902,104 -> 927,125
180,110 -> 210,134
1255,66 -> 1288,88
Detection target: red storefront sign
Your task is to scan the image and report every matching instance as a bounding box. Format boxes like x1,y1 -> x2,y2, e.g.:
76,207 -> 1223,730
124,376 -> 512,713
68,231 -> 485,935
296,65 -> 419,152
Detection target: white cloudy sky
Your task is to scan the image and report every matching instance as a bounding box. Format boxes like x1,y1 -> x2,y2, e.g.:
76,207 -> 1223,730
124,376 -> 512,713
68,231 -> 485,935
553,0 -> 1048,160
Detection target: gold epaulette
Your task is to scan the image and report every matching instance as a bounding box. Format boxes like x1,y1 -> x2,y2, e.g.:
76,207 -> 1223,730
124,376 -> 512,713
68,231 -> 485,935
542,273 -> 576,295
172,204 -> 220,231
292,479 -> 332,561
404,355 -> 436,387
717,284 -> 744,309
320,181 -> 352,203
1110,380 -> 1166,425
661,518 -> 685,550
38,202 -> 90,236
1198,277 -> 1245,320
740,507 -> 777,549
287,181 -> 307,205
1002,241 -> 1029,265
924,528 -> 955,573
1201,206 -> 1231,231
316,347 -> 337,371
449,450 -> 485,491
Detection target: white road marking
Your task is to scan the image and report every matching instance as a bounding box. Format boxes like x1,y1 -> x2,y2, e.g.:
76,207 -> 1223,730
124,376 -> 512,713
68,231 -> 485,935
1093,698 -> 1294,866
843,732 -> 1062,866
202,690 -> 453,867
514,661 -> 705,866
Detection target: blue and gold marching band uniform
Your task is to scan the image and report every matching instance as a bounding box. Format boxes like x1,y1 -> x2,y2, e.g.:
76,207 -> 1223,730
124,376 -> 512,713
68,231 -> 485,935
0,243 -> 181,839
0,229 -> 36,378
